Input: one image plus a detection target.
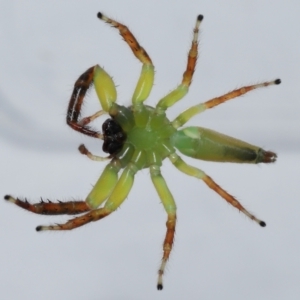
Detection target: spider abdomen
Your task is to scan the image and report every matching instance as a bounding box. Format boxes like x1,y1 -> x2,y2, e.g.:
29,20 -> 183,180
172,126 -> 277,163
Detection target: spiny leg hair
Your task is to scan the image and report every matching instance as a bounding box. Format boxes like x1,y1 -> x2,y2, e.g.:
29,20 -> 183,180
4,195 -> 90,216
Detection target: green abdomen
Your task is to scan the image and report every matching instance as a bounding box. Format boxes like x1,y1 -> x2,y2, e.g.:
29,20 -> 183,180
172,127 -> 265,163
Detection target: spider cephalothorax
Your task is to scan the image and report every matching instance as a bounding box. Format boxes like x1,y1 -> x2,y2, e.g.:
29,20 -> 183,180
5,12 -> 280,290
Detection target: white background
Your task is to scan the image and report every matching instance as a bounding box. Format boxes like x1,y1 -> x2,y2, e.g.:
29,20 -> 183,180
1,1 -> 299,299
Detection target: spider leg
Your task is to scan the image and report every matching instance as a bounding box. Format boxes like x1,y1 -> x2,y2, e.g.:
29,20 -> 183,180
168,153 -> 266,227
172,79 -> 281,128
97,12 -> 154,106
4,158 -> 121,217
150,165 -> 177,290
156,15 -> 203,112
36,163 -> 136,231
4,195 -> 90,215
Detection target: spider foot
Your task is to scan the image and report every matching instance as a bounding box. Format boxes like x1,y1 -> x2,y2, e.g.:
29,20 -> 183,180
36,223 -> 70,231
4,195 -> 33,211
4,195 -> 16,203
241,208 -> 266,227
36,225 -> 58,231
157,261 -> 166,290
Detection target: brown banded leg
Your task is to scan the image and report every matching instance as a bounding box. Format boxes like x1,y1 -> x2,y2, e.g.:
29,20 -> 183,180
150,165 -> 177,290
36,164 -> 137,231
172,79 -> 281,128
67,66 -> 103,138
36,207 -> 112,231
97,12 -> 152,65
169,154 -> 266,226
4,195 -> 112,232
4,195 -> 90,215
156,15 -> 203,111
181,15 -> 202,87
202,175 -> 266,226
158,213 -> 176,290
204,79 -> 281,109
97,12 -> 155,105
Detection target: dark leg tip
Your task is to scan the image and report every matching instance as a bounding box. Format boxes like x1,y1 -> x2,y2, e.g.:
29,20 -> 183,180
4,195 -> 10,200
197,15 -> 204,21
97,12 -> 103,19
259,221 -> 266,227
157,284 -> 163,290
36,226 -> 42,232
274,79 -> 281,85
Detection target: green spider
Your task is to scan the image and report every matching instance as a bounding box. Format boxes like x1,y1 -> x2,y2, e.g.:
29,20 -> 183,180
5,12 -> 280,290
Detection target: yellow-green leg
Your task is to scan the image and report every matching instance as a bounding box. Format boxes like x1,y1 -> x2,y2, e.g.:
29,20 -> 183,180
172,79 -> 281,128
156,15 -> 203,112
97,12 -> 154,106
103,163 -> 136,211
150,165 -> 177,290
168,153 -> 266,226
36,163 -> 137,231
86,160 -> 121,209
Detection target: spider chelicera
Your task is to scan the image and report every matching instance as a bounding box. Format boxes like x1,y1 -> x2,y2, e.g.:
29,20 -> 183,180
5,12 -> 281,290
